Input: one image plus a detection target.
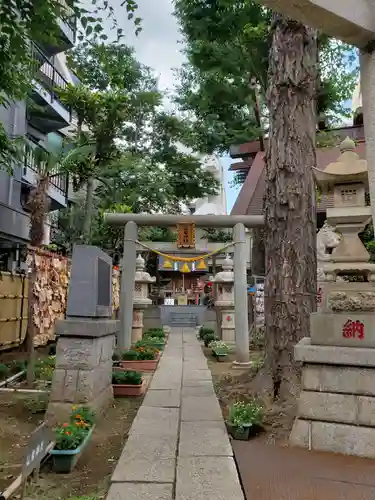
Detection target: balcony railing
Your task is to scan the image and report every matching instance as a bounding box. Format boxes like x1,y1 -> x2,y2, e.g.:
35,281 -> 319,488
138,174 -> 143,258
58,0 -> 77,41
30,43 -> 70,112
24,141 -> 68,197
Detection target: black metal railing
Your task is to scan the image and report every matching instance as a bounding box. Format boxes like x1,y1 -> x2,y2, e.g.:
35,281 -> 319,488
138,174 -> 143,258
23,140 -> 69,198
59,0 -> 77,41
30,43 -> 70,113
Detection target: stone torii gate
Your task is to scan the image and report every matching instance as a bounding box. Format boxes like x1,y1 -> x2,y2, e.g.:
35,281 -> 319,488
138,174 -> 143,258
104,213 -> 264,366
257,0 -> 375,226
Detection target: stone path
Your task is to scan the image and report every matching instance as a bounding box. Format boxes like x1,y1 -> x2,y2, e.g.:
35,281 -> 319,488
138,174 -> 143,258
106,327 -> 244,500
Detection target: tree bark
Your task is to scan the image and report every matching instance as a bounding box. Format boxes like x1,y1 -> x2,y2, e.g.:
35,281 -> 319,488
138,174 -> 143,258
82,175 -> 94,242
264,13 -> 317,401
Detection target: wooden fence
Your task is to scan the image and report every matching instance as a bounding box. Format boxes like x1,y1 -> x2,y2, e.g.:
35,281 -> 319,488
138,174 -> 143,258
0,251 -> 120,351
0,272 -> 28,350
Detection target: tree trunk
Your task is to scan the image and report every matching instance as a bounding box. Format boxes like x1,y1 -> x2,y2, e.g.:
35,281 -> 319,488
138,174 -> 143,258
263,13 -> 317,401
82,175 -> 94,242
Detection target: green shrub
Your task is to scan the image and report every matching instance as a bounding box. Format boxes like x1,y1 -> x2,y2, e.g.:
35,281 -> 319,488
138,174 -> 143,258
0,363 -> 10,380
199,327 -> 215,340
8,360 -> 27,374
203,333 -> 217,347
112,370 -> 142,385
143,328 -> 165,339
23,393 -> 49,414
228,400 -> 263,430
34,357 -> 55,381
120,348 -> 157,361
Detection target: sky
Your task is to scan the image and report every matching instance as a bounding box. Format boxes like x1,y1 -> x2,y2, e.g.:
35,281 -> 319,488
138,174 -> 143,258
109,0 -> 240,213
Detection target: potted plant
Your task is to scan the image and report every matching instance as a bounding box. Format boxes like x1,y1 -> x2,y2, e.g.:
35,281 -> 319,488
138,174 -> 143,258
227,401 -> 263,440
50,406 -> 96,473
144,328 -> 165,339
210,340 -> 229,361
203,333 -> 217,347
139,336 -> 165,351
112,370 -> 145,397
199,327 -> 215,341
119,347 -> 160,372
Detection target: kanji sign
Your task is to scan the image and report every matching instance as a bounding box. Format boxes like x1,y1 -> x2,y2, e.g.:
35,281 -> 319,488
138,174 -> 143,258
22,423 -> 53,480
342,319 -> 365,340
317,287 -> 322,304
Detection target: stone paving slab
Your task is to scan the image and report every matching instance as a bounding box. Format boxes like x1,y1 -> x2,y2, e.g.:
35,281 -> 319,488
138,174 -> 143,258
181,383 -> 215,397
183,360 -> 208,370
112,457 -> 176,483
130,406 -> 179,436
107,483 -> 173,500
181,396 -> 223,421
179,420 -> 232,457
183,369 -> 212,384
176,456 -> 245,500
143,389 -> 181,408
107,326 -> 244,500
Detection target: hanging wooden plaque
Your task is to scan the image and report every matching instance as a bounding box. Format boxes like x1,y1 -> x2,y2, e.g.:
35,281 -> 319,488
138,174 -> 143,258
177,223 -> 196,249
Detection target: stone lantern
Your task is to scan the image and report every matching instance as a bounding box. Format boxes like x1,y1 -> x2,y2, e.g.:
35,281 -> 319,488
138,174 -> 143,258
313,137 -> 375,281
132,254 -> 156,343
290,138 -> 375,458
212,255 -> 235,345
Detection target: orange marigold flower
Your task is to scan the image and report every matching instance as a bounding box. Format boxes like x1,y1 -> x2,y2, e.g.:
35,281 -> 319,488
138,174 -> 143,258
65,431 -> 71,435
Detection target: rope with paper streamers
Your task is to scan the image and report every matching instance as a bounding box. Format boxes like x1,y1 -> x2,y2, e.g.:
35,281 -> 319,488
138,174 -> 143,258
136,240 -> 234,272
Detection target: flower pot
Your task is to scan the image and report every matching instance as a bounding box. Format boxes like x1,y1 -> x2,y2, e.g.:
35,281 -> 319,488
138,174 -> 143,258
113,379 -> 146,397
227,423 -> 260,441
50,425 -> 95,473
119,359 -> 158,372
212,350 -> 228,362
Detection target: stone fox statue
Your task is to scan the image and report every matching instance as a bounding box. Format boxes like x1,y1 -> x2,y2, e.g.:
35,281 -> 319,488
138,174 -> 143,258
317,221 -> 341,280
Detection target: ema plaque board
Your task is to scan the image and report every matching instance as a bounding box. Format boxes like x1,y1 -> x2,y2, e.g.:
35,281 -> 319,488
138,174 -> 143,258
67,245 -> 113,318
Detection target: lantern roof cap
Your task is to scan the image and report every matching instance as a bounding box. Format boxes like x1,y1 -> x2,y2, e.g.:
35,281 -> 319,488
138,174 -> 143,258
312,137 -> 368,190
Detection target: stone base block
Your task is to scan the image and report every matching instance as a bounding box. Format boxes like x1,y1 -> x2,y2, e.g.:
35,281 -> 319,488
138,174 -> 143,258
297,390 -> 375,427
302,364 -> 375,396
48,321 -> 116,425
295,337 -> 375,367
311,311 -> 375,348
46,385 -> 113,425
290,418 -> 375,459
222,328 -> 235,345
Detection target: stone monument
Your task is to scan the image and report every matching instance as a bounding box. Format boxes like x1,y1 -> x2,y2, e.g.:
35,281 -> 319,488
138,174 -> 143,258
46,245 -> 118,424
290,138 -> 375,458
212,255 -> 235,345
132,254 -> 156,343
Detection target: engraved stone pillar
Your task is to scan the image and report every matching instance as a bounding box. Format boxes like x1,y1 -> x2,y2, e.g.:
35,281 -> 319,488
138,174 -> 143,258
212,255 -> 235,345
46,245 -> 118,425
132,254 -> 156,343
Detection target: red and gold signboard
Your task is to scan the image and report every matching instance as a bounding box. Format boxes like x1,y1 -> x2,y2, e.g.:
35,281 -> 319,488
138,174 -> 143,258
177,223 -> 196,249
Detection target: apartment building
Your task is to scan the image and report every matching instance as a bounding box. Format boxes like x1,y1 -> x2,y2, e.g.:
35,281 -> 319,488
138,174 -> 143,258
0,7 -> 76,270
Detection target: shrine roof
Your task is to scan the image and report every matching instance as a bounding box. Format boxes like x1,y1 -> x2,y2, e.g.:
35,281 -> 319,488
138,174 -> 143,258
231,132 -> 366,216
